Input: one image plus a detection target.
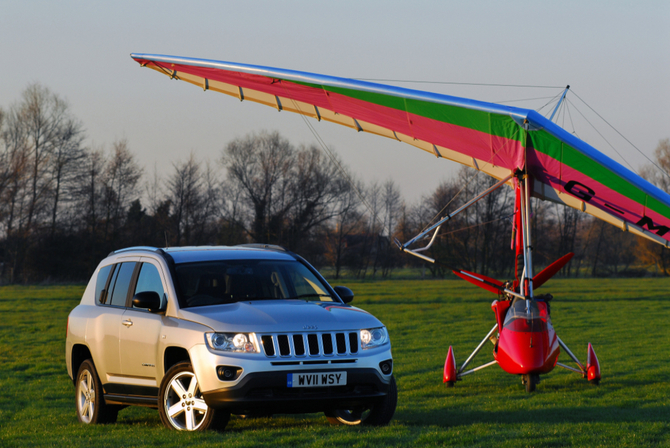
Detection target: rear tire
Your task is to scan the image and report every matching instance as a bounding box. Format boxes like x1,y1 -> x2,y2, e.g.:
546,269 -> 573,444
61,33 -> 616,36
158,362 -> 230,431
75,359 -> 118,424
325,375 -> 397,426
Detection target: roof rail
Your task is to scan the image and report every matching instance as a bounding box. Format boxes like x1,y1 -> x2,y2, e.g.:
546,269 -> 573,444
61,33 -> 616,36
236,243 -> 286,252
107,246 -> 164,257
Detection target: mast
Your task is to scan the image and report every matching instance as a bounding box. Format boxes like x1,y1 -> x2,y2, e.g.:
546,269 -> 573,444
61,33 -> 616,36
519,173 -> 534,300
519,119 -> 535,308
548,85 -> 570,123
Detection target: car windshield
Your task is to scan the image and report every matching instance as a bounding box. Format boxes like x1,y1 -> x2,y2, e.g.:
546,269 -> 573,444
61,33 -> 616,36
502,299 -> 548,333
174,259 -> 335,308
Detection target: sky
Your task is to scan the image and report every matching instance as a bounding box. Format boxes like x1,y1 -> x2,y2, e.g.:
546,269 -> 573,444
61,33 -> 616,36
1,0 -> 668,203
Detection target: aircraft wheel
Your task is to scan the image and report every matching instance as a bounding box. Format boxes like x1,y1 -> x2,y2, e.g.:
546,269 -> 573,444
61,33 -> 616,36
522,374 -> 539,393
325,375 -> 397,426
445,381 -> 455,388
589,378 -> 600,386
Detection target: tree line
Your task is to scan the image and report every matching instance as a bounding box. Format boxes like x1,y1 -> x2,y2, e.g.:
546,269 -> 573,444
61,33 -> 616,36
1,83 -> 668,283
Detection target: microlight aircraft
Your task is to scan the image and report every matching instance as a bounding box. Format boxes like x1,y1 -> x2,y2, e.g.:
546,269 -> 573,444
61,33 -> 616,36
131,53 -> 670,392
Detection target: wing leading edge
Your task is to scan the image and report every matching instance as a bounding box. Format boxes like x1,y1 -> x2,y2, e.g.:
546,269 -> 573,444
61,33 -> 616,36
130,53 -> 670,247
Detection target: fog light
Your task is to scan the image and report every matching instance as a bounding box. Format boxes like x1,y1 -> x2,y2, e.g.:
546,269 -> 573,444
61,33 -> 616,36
216,366 -> 242,381
379,359 -> 393,375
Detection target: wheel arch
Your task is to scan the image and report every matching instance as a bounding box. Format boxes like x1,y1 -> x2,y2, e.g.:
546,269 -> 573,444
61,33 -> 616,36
71,344 -> 93,384
163,346 -> 191,374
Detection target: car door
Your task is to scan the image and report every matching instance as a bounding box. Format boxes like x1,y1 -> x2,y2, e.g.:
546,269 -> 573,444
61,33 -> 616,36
93,261 -> 137,381
118,259 -> 166,385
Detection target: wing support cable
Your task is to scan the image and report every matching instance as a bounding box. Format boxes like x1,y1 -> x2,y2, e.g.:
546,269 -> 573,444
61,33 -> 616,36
394,173 -> 513,262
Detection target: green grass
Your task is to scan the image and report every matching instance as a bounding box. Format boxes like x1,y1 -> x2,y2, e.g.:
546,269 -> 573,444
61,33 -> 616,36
1,279 -> 669,447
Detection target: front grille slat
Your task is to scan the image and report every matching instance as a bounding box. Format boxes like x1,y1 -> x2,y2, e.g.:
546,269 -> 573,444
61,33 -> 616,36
260,331 -> 359,360
348,332 -> 359,354
307,334 -> 319,355
293,334 -> 305,356
261,335 -> 275,356
336,333 -> 346,354
278,335 -> 291,356
322,333 -> 333,355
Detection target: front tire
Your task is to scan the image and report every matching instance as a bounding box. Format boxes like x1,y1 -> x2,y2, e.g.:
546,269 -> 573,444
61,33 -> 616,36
75,359 -> 118,424
325,375 -> 397,426
158,362 -> 229,431
522,374 -> 539,393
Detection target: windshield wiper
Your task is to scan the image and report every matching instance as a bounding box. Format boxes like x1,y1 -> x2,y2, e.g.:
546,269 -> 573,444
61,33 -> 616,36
234,296 -> 280,302
291,293 -> 332,300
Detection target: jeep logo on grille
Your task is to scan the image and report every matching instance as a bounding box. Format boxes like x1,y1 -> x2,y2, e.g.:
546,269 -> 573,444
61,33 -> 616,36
303,325 -> 318,330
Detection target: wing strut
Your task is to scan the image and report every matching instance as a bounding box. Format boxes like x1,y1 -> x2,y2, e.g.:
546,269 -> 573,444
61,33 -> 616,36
394,173 -> 513,262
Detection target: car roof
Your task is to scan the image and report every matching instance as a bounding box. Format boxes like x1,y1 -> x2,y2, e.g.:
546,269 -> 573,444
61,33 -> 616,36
109,245 -> 296,264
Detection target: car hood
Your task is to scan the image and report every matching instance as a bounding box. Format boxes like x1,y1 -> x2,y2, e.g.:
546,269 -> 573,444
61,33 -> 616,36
177,300 -> 382,332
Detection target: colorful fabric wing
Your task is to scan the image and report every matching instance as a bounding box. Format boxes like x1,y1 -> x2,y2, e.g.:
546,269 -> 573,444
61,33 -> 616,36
130,53 -> 670,247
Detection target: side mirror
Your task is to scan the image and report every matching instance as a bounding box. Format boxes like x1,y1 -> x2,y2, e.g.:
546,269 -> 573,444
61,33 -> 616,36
333,286 -> 354,304
132,291 -> 161,311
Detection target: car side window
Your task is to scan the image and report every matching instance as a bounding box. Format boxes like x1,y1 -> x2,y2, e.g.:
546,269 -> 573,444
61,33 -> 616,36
95,265 -> 114,304
133,263 -> 165,309
109,262 -> 137,307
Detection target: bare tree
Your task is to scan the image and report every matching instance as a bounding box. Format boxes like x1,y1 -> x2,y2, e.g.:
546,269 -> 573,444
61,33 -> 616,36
0,84 -> 84,281
218,177 -> 249,246
638,138 -> 670,274
101,139 -> 142,243
221,131 -> 293,243
284,145 -> 348,252
48,111 -> 85,237
166,153 -> 208,245
221,131 -> 348,253
641,138 -> 670,192
377,179 -> 402,277
325,177 -> 364,279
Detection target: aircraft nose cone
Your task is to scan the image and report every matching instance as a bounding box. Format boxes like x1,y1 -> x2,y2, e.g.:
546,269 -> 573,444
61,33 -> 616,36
496,330 -> 558,375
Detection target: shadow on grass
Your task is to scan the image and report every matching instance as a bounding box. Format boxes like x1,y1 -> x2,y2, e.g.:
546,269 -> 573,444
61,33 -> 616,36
400,404 -> 668,427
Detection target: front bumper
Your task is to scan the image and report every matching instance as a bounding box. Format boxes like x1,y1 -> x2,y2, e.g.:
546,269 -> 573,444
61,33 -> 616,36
202,367 -> 391,414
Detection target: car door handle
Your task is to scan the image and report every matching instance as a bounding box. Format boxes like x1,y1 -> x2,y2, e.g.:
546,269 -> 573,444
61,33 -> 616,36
122,319 -> 133,327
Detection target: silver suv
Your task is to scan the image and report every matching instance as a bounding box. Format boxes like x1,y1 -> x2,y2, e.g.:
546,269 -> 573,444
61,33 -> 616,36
65,245 -> 396,431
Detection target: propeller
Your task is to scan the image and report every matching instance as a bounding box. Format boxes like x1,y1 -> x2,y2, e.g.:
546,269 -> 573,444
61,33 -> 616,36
453,252 -> 574,294
453,269 -> 505,295
533,252 -> 574,289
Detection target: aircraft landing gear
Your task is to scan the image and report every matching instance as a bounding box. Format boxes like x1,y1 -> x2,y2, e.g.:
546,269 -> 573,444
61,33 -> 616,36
522,374 -> 539,393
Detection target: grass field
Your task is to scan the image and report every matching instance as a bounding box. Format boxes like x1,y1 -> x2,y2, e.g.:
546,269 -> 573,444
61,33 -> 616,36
1,278 -> 669,447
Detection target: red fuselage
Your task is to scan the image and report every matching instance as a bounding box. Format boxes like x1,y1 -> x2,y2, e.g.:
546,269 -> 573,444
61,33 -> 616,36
493,300 -> 560,375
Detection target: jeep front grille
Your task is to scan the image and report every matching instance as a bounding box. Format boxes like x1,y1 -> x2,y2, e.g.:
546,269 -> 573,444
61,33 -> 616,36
260,332 -> 359,358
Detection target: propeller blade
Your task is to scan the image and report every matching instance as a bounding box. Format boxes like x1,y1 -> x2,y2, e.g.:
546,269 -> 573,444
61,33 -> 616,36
533,252 -> 574,289
453,269 -> 504,295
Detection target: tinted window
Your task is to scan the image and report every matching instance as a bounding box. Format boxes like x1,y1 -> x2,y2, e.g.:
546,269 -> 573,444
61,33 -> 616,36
174,259 -> 334,308
109,262 -> 137,307
133,263 -> 165,309
95,265 -> 113,304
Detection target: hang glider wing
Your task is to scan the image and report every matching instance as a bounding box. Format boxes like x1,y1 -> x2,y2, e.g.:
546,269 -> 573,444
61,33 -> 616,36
130,53 -> 670,247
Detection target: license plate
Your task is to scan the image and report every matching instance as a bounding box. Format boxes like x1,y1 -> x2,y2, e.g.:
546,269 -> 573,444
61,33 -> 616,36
287,371 -> 347,388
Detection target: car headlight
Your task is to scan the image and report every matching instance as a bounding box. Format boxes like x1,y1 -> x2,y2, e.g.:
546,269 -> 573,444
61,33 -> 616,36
360,327 -> 388,350
205,332 -> 258,353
